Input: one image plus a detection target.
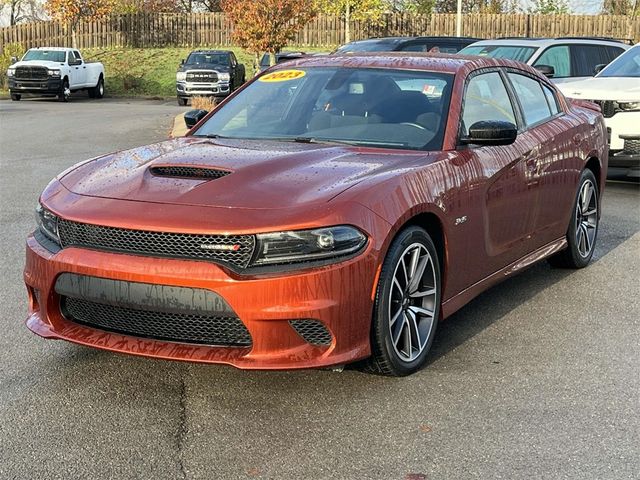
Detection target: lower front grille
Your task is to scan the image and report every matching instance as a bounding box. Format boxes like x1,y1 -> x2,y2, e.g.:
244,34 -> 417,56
623,138 -> 640,155
61,296 -> 252,346
289,319 -> 332,346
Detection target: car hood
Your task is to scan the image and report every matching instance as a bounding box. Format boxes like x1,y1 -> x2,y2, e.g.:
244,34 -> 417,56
557,77 -> 640,101
12,60 -> 65,69
58,137 -> 429,210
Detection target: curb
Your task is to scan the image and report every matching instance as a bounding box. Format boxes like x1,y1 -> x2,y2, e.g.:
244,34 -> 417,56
170,112 -> 188,138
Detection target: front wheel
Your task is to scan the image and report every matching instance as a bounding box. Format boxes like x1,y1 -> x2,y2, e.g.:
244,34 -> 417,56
177,96 -> 188,106
58,79 -> 70,102
549,169 -> 599,268
365,226 -> 442,376
10,93 -> 21,101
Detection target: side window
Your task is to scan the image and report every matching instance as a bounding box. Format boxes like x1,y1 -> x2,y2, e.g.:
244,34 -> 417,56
570,45 -> 623,77
533,45 -> 570,78
508,73 -> 552,126
229,53 -> 237,67
542,84 -> 560,115
461,71 -> 516,137
399,43 -> 427,52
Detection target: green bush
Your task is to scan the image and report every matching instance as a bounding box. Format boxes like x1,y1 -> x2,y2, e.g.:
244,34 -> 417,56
0,43 -> 24,89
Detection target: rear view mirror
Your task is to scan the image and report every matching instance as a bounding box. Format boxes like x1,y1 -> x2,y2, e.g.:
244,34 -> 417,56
594,63 -> 607,75
535,64 -> 555,78
184,109 -> 208,129
461,121 -> 517,146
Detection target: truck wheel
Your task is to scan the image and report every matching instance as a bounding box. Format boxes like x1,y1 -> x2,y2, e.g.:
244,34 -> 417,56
90,76 -> 104,99
58,79 -> 71,102
177,97 -> 188,106
10,93 -> 21,101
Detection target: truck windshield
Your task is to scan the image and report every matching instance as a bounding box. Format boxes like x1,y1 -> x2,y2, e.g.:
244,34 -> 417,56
186,53 -> 229,65
192,67 -> 453,151
597,45 -> 640,78
459,45 -> 537,63
22,50 -> 66,63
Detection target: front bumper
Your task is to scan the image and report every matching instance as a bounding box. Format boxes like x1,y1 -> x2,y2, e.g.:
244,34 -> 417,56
176,81 -> 230,98
9,77 -> 62,94
24,233 -> 378,369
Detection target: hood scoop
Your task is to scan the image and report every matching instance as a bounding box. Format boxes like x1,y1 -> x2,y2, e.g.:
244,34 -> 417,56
149,165 -> 231,180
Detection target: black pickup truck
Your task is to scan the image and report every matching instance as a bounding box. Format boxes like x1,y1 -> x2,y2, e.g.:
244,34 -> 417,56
176,50 -> 246,106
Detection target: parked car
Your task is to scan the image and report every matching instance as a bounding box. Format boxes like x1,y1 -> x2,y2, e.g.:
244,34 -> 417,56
335,36 -> 479,54
556,43 -> 640,178
7,47 -> 104,102
26,53 -> 607,376
257,51 -> 310,73
459,37 -> 630,83
176,50 -> 245,106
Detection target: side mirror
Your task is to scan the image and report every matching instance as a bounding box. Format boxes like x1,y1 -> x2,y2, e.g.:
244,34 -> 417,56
184,109 -> 208,129
10,56 -> 18,64
181,59 -> 185,65
535,64 -> 555,78
461,121 -> 518,146
594,63 -> 606,75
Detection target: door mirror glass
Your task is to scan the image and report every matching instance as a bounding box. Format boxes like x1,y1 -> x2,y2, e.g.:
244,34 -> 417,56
184,109 -> 208,129
535,64 -> 555,78
461,120 -> 517,146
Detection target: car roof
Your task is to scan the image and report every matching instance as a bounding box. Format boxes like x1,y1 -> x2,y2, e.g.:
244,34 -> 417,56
30,47 -> 73,51
276,52 -> 539,76
467,37 -> 632,47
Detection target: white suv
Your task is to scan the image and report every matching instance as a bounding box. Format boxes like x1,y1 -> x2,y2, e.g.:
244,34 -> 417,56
557,44 -> 640,177
459,37 -> 630,84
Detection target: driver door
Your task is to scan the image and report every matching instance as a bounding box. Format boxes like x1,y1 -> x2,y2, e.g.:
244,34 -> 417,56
69,50 -> 86,87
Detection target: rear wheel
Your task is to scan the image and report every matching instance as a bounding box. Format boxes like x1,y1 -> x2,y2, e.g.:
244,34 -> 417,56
10,93 -> 21,101
549,169 -> 599,268
58,79 -> 70,102
364,226 -> 441,376
89,76 -> 104,99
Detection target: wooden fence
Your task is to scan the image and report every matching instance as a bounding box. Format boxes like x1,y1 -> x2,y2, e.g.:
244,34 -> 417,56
1,13 -> 639,51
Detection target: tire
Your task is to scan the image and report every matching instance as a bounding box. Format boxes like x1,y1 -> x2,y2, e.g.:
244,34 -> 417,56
364,226 -> 442,376
548,169 -> 599,269
10,93 -> 21,101
177,96 -> 188,106
58,79 -> 70,102
89,76 -> 104,99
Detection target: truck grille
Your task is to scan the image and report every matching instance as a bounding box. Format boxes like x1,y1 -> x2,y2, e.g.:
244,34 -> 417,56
15,66 -> 48,80
57,218 -> 255,268
186,71 -> 218,83
61,296 -> 252,346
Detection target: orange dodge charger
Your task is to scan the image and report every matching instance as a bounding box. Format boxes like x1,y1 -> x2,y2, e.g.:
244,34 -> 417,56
25,54 -> 607,376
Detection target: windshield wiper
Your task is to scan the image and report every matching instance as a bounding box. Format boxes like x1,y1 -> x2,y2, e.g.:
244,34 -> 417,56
292,137 -> 358,146
193,134 -> 233,139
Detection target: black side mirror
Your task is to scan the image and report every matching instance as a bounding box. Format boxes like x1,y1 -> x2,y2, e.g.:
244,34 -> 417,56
184,109 -> 208,129
181,59 -> 185,65
461,120 -> 517,146
535,64 -> 555,78
10,56 -> 18,64
594,63 -> 606,75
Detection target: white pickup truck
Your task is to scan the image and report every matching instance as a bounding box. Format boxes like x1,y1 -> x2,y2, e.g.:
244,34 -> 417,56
7,47 -> 105,102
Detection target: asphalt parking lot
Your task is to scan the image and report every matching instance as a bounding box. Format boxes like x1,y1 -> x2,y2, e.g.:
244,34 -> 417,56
1,97 -> 639,480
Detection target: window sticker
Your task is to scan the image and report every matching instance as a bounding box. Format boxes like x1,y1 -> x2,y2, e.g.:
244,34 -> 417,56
259,69 -> 306,82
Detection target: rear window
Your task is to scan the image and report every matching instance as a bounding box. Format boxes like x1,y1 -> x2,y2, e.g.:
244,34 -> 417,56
459,45 -> 538,63
570,45 -> 625,77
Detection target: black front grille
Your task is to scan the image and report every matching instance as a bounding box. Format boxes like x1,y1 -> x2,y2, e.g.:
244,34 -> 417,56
186,71 -> 218,83
150,166 -> 231,179
289,320 -> 332,346
61,296 -> 252,346
57,218 -> 255,268
623,138 -> 640,155
15,66 -> 48,80
595,100 -> 616,118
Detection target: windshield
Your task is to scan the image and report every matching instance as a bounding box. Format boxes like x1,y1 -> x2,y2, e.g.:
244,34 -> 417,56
192,67 -> 453,151
186,52 -> 229,65
22,50 -> 66,63
598,45 -> 640,78
459,45 -> 538,63
335,41 -> 399,53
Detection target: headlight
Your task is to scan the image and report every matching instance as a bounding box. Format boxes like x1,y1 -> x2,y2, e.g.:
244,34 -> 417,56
619,101 -> 640,111
48,69 -> 60,77
176,72 -> 186,82
35,204 -> 60,246
218,72 -> 230,82
252,226 -> 367,266
7,68 -> 15,77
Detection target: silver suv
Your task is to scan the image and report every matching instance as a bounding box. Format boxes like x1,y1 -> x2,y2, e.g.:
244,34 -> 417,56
460,37 -> 630,84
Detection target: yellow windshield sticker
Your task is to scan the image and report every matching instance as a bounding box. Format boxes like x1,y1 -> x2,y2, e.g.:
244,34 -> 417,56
259,69 -> 306,82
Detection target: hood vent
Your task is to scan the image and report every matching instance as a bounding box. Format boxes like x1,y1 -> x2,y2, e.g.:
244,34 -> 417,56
150,165 -> 231,180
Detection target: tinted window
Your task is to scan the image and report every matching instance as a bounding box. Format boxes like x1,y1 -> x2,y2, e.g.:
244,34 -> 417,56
542,84 -> 560,115
534,45 -> 570,78
194,67 -> 454,151
335,40 -> 398,53
570,45 -> 625,77
461,71 -> 516,137
598,45 -> 640,78
399,43 -> 427,52
186,52 -> 230,65
508,73 -> 552,126
460,45 -> 537,62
